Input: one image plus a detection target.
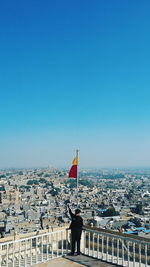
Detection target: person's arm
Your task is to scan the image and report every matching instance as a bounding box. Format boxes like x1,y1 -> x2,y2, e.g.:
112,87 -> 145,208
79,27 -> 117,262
67,204 -> 74,219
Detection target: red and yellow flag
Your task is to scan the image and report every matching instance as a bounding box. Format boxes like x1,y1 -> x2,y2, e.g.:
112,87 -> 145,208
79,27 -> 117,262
68,156 -> 78,178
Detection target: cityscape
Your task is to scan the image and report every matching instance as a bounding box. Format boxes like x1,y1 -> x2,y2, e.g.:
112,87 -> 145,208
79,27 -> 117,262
0,167 -> 150,239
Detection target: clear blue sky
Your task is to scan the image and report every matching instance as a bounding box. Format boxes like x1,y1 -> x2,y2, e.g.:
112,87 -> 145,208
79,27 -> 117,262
0,0 -> 150,168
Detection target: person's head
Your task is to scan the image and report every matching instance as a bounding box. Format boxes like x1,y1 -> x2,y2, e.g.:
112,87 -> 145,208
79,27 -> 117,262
75,209 -> 81,216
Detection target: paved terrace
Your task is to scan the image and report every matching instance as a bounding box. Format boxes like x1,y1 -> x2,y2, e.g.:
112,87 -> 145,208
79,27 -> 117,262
34,255 -> 118,266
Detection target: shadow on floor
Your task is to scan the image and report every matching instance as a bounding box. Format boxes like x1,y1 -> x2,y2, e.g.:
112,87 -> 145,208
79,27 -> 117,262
64,254 -> 121,267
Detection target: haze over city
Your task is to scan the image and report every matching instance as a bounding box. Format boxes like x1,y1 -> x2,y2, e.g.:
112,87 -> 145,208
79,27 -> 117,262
1,0 -> 150,168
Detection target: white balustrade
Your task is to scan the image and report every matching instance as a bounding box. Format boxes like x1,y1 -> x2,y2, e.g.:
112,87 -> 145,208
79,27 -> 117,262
82,228 -> 150,267
0,229 -> 68,267
0,227 -> 150,266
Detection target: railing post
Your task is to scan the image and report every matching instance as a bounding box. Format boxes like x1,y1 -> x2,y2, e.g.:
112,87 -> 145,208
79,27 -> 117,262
66,229 -> 68,255
127,241 -> 130,267
133,242 -> 135,267
56,232 -> 58,257
122,240 -> 124,266
88,232 -> 90,256
92,233 -> 94,257
61,231 -> 63,255
84,230 -> 86,255
41,235 -> 43,262
51,233 -> 53,258
47,235 -> 48,260
30,239 -> 32,266
24,240 -> 27,267
112,237 -> 114,263
145,244 -> 147,267
97,234 -> 99,259
0,245 -> 2,267
102,236 -> 104,260
36,237 -> 38,264
117,238 -> 119,265
6,243 -> 8,267
139,243 -> 141,267
13,242 -> 15,267
106,236 -> 109,262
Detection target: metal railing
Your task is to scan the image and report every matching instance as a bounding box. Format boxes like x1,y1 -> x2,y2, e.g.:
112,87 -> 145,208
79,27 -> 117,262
0,227 -> 150,266
82,227 -> 150,267
0,229 -> 69,267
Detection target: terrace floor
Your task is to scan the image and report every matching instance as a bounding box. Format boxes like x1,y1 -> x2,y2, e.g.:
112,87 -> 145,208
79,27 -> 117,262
34,255 -> 118,267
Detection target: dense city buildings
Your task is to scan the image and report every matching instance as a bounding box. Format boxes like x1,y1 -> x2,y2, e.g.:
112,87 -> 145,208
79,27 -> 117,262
0,167 -> 150,239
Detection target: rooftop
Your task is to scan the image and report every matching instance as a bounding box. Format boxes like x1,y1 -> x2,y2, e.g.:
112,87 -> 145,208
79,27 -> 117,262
34,255 -> 118,267
34,257 -> 84,267
0,226 -> 149,267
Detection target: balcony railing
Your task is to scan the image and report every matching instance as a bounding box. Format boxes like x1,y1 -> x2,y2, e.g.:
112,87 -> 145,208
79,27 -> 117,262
0,229 -> 69,267
0,227 -> 150,266
83,227 -> 150,267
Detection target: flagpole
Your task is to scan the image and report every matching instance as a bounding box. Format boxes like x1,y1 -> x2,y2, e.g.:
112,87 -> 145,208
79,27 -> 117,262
76,149 -> 79,207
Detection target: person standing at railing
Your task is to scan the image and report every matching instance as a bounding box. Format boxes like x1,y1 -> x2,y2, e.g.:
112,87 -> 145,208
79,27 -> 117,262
67,204 -> 83,256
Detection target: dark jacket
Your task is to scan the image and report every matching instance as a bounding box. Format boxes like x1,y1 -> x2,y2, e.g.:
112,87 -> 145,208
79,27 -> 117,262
69,207 -> 83,231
